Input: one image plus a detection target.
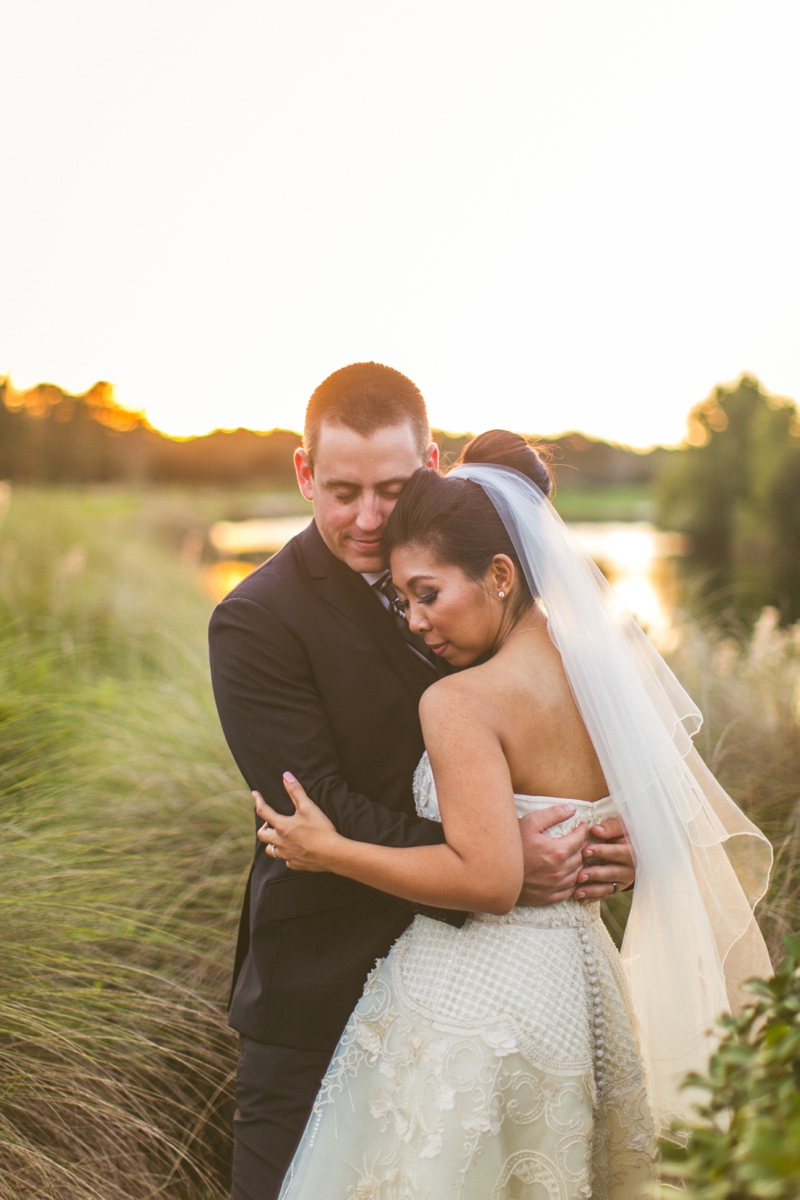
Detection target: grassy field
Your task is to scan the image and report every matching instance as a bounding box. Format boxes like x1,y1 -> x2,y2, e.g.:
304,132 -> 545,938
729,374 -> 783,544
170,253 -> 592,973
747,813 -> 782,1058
551,483 -> 655,522
0,487 -> 255,1199
0,485 -> 797,1198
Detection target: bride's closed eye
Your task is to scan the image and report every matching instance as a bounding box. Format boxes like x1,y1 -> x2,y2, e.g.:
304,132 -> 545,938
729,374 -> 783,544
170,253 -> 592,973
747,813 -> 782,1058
388,592 -> 434,619
397,591 -> 438,612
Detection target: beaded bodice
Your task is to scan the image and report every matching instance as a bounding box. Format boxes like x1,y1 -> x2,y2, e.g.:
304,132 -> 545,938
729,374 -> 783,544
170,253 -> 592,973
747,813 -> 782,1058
413,749 -> 616,829
412,750 -> 618,928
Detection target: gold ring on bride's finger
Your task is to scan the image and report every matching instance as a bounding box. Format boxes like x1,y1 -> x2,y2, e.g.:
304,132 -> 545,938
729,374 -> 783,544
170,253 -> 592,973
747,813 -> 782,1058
611,881 -> 619,894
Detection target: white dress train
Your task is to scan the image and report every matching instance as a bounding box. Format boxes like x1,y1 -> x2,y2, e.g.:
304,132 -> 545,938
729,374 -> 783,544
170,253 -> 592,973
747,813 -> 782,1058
278,753 -> 657,1200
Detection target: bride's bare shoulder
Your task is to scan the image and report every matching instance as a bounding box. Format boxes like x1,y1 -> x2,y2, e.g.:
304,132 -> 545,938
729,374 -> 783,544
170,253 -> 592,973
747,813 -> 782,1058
420,645 -> 556,732
419,662 -> 501,723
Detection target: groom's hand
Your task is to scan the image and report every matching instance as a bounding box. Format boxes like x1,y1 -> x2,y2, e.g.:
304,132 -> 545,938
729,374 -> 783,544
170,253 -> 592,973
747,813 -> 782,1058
573,818 -> 636,902
517,806 -> 588,906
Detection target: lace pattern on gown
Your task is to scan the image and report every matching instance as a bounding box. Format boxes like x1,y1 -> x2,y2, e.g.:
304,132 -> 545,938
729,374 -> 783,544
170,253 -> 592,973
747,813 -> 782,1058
279,755 -> 656,1200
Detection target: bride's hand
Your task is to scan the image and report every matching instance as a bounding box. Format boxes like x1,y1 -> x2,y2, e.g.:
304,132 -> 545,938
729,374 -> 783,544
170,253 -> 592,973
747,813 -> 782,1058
254,774 -> 339,873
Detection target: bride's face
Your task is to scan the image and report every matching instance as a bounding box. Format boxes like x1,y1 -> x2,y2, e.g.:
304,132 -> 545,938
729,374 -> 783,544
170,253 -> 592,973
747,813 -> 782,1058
390,543 -> 509,667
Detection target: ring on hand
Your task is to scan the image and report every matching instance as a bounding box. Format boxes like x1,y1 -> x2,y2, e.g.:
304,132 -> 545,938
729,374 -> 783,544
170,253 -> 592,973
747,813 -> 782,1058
268,844 -> 276,858
611,881 -> 619,895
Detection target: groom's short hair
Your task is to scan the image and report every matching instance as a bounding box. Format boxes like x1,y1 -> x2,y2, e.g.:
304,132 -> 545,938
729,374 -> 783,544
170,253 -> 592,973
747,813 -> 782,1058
304,362 -> 430,469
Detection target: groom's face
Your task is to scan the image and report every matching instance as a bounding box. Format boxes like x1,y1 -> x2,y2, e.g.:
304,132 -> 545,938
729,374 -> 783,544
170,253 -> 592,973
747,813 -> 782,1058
295,421 -> 438,573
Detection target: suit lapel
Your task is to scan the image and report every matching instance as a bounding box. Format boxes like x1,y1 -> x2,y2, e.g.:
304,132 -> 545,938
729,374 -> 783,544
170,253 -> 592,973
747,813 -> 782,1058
296,522 -> 444,698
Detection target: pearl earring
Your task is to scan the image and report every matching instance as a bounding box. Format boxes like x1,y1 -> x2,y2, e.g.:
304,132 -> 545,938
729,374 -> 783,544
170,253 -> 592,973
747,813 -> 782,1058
498,591 -> 505,599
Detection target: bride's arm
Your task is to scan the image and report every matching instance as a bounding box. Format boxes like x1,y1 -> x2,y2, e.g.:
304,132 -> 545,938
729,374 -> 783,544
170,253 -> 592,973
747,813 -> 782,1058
255,678 -> 524,915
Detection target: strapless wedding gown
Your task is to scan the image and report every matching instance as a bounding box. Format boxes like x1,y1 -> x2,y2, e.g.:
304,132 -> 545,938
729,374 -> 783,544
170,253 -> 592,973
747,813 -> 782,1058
278,754 -> 656,1200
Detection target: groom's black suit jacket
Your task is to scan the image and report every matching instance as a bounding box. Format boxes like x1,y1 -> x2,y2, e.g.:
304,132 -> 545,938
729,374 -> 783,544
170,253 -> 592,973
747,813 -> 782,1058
209,520 -> 459,1054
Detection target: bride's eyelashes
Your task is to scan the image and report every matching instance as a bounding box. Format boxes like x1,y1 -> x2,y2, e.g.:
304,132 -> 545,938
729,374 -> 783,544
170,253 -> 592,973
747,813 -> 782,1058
395,590 -> 438,614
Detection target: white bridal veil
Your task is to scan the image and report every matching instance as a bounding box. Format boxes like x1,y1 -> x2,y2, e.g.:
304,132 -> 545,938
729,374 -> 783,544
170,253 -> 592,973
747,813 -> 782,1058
449,463 -> 773,1135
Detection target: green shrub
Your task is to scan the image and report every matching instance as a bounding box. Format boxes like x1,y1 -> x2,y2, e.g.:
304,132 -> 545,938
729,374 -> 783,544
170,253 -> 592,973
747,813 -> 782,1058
661,935 -> 800,1199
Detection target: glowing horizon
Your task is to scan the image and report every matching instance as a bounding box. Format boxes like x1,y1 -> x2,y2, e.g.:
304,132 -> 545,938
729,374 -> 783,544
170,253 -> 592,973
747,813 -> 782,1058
3,367 -> 794,453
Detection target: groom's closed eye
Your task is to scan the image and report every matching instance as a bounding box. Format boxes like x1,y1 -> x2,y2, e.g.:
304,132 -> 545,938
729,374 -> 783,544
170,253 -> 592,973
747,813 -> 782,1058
329,484 -> 408,503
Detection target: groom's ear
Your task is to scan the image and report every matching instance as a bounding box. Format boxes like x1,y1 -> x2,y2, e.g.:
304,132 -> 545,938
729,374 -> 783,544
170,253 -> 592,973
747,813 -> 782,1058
294,447 -> 314,501
424,442 -> 439,472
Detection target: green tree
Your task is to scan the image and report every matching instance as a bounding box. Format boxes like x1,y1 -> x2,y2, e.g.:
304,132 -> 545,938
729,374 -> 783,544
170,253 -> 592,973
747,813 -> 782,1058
656,375 -> 800,620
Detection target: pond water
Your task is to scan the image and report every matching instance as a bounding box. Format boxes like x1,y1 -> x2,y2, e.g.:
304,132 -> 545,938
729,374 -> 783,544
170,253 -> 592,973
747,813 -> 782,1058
207,515 -> 685,642
566,522 -> 685,641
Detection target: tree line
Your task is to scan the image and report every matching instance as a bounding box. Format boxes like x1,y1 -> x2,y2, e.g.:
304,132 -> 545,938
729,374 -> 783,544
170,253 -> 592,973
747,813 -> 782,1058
0,377 -> 664,489
0,380 -> 302,487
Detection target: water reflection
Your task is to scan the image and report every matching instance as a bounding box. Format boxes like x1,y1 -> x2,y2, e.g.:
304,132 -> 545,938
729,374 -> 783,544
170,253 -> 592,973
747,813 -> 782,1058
205,516 -> 686,641
204,517 -> 312,600
210,517 -> 312,556
567,523 -> 686,642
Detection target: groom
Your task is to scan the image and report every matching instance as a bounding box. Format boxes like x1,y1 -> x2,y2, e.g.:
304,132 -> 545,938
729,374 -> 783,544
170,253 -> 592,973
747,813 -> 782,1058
209,362 -> 635,1200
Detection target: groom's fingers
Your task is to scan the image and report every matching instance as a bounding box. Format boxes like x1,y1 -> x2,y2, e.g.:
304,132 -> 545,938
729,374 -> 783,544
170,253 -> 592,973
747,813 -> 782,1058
518,813 -> 590,905
526,804 -> 578,834
582,837 -> 636,888
575,853 -> 636,900
588,817 -> 626,842
584,842 -> 634,867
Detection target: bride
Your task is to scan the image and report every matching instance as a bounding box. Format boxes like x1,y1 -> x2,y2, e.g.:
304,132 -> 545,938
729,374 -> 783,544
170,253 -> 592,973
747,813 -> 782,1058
254,432 -> 772,1200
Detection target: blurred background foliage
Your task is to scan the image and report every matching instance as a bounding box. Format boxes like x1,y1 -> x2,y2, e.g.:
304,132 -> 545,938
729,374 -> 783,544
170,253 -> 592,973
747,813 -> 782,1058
657,375 -> 800,623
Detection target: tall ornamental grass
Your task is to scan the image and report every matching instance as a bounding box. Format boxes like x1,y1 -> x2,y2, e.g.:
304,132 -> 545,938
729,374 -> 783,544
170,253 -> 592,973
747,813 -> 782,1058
664,607 -> 800,962
0,487 -> 251,1199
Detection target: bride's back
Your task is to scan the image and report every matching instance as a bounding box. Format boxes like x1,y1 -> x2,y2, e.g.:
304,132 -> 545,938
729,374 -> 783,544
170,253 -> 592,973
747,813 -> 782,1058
458,627 -> 609,804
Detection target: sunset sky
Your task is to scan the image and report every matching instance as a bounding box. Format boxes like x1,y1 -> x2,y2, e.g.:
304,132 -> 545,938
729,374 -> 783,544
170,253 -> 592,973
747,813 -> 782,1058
1,1 -> 798,446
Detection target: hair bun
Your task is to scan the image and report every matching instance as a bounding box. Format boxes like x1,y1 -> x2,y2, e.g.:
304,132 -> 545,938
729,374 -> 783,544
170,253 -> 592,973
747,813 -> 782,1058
455,429 -> 554,497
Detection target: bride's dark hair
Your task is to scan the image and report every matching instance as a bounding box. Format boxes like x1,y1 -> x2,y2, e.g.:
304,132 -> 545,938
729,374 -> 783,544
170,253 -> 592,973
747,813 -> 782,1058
385,430 -> 554,613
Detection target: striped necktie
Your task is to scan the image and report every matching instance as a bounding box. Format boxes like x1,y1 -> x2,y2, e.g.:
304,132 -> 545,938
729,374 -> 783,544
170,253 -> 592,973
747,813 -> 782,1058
372,572 -> 439,672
